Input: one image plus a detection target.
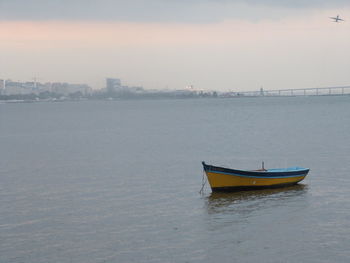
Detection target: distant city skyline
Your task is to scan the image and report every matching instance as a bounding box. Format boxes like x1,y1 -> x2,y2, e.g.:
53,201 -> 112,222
0,78 -> 92,96
1,1 -> 350,91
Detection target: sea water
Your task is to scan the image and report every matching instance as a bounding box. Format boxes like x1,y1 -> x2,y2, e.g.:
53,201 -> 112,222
1,96 -> 350,262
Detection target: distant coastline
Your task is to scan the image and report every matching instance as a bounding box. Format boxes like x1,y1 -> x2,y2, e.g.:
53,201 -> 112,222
0,89 -> 219,103
0,77 -> 220,102
1,91 -> 349,104
1,78 -> 350,102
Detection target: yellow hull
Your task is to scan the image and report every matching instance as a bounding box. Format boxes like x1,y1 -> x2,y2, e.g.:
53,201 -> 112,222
206,171 -> 306,190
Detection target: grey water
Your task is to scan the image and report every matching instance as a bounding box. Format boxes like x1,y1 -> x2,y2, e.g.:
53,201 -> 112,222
1,96 -> 350,263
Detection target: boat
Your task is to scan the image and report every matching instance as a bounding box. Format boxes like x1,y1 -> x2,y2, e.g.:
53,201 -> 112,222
202,161 -> 309,192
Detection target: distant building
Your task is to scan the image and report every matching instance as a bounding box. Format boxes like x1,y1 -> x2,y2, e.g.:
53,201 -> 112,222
51,82 -> 91,96
1,79 -> 91,96
106,78 -> 122,93
106,77 -> 144,96
0,79 -> 4,94
127,86 -> 144,93
68,84 -> 92,95
260,87 -> 264,96
2,80 -> 34,95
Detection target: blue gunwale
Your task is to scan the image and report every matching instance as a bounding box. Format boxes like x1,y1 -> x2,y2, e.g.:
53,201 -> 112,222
202,162 -> 309,179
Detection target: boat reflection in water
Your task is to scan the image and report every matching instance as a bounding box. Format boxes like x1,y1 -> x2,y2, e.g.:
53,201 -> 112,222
205,184 -> 308,216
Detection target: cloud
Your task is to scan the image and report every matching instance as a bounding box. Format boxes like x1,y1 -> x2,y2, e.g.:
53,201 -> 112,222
0,0 -> 349,22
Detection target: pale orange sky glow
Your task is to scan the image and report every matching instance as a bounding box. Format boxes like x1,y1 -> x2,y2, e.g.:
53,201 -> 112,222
1,8 -> 350,91
1,20 -> 286,48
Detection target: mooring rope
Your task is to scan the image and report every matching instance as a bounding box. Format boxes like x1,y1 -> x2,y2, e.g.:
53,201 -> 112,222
199,170 -> 207,194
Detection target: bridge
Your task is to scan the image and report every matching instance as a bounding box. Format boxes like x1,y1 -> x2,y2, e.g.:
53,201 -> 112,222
232,86 -> 350,97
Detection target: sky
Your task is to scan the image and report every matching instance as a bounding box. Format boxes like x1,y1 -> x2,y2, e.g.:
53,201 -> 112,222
1,0 -> 350,91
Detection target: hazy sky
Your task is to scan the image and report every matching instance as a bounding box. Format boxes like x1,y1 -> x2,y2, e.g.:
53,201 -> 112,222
1,0 -> 350,91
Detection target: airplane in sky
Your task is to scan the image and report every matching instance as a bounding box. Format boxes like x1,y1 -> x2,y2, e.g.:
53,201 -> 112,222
329,15 -> 344,22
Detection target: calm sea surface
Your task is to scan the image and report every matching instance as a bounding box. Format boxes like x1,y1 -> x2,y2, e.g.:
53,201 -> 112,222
1,96 -> 350,263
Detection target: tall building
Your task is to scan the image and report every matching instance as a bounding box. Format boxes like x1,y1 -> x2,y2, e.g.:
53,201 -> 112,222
260,87 -> 264,96
0,79 -> 4,94
106,78 -> 121,93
